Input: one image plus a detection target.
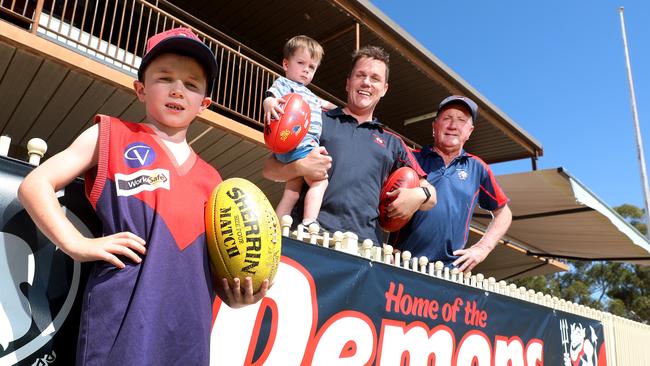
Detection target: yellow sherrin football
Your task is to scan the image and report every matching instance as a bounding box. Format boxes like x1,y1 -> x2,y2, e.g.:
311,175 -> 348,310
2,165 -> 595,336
205,178 -> 281,292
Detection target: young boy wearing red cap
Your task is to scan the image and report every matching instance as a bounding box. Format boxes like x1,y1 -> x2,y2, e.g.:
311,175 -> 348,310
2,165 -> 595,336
18,27 -> 267,365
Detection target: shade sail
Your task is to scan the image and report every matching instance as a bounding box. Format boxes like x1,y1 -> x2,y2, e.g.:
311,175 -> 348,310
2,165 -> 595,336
474,168 -> 650,265
470,228 -> 568,281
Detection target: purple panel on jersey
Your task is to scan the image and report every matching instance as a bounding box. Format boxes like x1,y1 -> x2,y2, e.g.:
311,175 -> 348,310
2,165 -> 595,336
77,181 -> 213,365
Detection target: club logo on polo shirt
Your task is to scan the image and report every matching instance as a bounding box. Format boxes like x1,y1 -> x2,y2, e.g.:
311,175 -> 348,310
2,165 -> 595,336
457,169 -> 468,181
124,142 -> 156,168
372,133 -> 386,147
115,169 -> 171,196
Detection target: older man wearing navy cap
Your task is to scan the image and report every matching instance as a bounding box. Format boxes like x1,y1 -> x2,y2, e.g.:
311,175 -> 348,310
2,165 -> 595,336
390,95 -> 512,272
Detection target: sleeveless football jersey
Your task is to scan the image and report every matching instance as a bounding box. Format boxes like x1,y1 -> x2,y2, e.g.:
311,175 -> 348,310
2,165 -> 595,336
78,115 -> 221,365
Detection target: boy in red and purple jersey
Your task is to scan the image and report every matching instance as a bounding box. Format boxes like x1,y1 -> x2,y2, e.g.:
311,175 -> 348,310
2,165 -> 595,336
18,27 -> 268,365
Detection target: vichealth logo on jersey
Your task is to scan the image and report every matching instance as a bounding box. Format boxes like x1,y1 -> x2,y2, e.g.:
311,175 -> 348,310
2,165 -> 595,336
115,169 -> 171,196
124,142 -> 156,168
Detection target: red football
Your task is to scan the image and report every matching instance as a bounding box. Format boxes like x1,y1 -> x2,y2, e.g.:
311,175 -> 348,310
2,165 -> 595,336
264,93 -> 311,154
378,167 -> 420,232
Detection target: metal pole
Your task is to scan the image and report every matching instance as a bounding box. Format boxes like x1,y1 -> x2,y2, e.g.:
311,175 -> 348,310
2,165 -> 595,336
619,7 -> 650,237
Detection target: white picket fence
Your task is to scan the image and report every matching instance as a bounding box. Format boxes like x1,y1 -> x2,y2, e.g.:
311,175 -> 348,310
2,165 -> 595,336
4,138 -> 649,365
282,217 -> 650,366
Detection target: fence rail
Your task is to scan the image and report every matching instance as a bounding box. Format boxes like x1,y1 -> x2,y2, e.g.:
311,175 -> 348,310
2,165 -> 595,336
1,0 -> 343,129
0,0 -> 428,148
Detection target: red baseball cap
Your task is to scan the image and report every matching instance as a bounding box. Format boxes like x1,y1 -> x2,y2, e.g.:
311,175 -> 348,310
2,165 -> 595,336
138,27 -> 217,94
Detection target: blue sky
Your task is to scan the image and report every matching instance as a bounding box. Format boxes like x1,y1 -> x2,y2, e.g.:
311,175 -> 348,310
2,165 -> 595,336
371,0 -> 650,210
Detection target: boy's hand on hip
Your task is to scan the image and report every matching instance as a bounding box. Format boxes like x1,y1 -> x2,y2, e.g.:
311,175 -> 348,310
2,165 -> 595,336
63,232 -> 147,269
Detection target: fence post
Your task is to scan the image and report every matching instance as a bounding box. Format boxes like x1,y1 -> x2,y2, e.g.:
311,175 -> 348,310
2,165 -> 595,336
31,0 -> 46,34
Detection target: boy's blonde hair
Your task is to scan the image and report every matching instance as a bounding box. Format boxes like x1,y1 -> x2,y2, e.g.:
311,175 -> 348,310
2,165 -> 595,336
283,35 -> 324,64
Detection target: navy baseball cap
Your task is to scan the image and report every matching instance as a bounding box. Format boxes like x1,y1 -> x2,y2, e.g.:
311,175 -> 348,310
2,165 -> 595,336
138,27 -> 217,95
437,95 -> 478,122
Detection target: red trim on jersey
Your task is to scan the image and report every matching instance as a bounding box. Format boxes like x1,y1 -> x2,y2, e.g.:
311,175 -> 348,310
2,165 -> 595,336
467,153 -> 508,207
479,184 -> 498,201
140,123 -> 198,176
85,114 -> 111,208
383,130 -> 426,177
88,115 -> 222,250
464,189 -> 480,243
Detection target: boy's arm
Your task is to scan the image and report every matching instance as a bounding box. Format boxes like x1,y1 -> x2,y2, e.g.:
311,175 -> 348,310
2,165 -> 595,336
320,98 -> 337,111
262,147 -> 331,182
264,78 -> 289,122
18,125 -> 146,268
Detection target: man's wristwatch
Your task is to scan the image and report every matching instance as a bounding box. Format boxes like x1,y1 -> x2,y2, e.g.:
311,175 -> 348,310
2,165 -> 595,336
421,186 -> 432,203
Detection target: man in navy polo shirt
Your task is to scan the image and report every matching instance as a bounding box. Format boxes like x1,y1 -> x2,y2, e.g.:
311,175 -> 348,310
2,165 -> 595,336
263,46 -> 436,244
391,96 -> 512,272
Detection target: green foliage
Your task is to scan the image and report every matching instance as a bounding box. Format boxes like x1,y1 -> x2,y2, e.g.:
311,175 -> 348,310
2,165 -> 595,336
607,298 -> 626,316
513,204 -> 650,324
616,203 -> 647,235
616,203 -> 645,220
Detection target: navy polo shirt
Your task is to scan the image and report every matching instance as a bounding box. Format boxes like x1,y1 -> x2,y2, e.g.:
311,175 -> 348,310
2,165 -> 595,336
293,108 -> 424,243
390,145 -> 508,264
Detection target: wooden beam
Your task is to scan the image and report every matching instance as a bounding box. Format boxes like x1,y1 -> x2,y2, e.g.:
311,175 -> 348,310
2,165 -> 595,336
0,20 -> 264,146
317,23 -> 356,46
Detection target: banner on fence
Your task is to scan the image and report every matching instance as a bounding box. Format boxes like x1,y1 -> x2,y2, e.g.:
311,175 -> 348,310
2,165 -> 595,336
0,157 -> 606,365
